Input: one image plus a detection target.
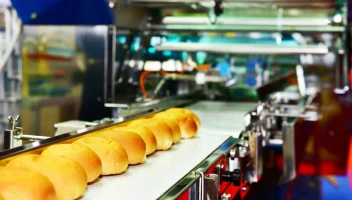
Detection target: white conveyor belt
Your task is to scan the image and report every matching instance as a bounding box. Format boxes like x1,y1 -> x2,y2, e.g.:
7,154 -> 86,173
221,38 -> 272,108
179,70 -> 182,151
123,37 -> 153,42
83,133 -> 230,200
83,101 -> 255,199
185,101 -> 257,138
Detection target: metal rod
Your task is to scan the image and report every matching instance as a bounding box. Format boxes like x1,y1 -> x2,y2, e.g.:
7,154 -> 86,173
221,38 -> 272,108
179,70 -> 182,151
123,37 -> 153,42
266,113 -> 312,118
155,43 -> 329,55
122,0 -> 337,8
162,16 -> 331,27
153,77 -> 167,98
278,104 -> 317,110
149,24 -> 344,33
15,135 -> 50,141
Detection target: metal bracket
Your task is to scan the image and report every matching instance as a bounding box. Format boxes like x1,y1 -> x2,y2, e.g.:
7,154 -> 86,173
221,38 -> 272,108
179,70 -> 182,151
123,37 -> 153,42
3,115 -> 49,150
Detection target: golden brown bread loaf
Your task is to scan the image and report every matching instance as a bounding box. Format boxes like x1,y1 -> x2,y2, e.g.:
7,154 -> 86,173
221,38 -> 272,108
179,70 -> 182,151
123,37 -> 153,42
7,154 -> 87,200
154,111 -> 198,139
0,166 -> 57,200
114,126 -> 157,155
129,118 -> 173,150
73,136 -> 129,175
166,108 -> 200,127
41,144 -> 102,183
100,130 -> 147,165
154,118 -> 181,144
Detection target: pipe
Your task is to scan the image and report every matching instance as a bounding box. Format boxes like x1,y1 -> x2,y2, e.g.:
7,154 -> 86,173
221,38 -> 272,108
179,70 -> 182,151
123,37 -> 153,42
149,24 -> 344,33
155,43 -> 329,55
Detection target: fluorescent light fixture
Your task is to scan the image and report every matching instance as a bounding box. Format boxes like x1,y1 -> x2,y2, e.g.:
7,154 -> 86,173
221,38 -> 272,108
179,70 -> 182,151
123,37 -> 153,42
248,32 -> 261,39
288,9 -> 301,16
162,16 -> 331,26
144,61 -> 161,71
155,43 -> 329,55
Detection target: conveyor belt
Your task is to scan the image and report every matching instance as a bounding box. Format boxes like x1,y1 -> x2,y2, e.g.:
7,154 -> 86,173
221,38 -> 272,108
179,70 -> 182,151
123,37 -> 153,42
185,101 -> 257,137
83,134 -> 230,200
83,101 -> 255,199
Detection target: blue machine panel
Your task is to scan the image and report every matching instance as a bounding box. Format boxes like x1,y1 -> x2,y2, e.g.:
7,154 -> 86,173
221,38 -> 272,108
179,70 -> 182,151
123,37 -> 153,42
11,0 -> 115,25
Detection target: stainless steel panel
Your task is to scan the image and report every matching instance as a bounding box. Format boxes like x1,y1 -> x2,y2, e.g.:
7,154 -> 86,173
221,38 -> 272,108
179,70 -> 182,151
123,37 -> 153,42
280,120 -> 296,184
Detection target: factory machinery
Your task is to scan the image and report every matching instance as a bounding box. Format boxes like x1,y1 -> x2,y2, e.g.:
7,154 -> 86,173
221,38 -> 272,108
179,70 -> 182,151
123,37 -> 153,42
0,0 -> 351,199
2,69 -> 351,199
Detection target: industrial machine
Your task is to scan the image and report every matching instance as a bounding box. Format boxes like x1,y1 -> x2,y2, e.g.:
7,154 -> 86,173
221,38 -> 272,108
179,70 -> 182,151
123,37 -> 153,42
2,71 -> 351,199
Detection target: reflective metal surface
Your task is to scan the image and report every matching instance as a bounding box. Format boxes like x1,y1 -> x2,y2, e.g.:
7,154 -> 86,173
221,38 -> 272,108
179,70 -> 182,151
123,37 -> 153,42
149,24 -> 344,33
0,99 -> 195,160
21,25 -> 111,137
204,174 -> 220,200
280,119 -> 297,184
155,43 -> 329,55
105,92 -> 198,118
119,0 -> 341,9
158,137 -> 238,199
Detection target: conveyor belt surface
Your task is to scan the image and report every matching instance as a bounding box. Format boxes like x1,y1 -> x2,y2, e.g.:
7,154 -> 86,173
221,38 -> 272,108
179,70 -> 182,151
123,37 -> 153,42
83,134 -> 230,200
185,101 -> 257,137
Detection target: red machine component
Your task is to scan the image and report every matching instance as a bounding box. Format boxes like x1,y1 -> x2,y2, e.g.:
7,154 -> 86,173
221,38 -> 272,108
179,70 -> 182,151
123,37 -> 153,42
177,152 -> 255,199
294,92 -> 352,176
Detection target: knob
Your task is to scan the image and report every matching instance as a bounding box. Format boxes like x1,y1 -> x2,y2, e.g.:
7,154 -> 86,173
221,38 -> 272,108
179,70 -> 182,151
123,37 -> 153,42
8,115 -> 20,130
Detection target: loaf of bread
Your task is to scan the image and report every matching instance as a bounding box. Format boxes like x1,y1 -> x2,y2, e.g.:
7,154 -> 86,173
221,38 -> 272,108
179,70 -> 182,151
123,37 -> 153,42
0,166 -> 57,200
166,108 -> 200,127
73,136 -> 129,175
100,130 -> 147,165
7,154 -> 87,200
41,144 -> 102,183
114,126 -> 157,155
154,118 -> 181,144
129,118 -> 173,150
154,111 -> 198,139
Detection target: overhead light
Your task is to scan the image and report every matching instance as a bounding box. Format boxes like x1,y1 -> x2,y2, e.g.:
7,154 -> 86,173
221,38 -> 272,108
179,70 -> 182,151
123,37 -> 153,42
276,36 -> 282,45
248,32 -> 261,39
288,9 -> 301,16
109,2 -> 115,8
333,14 -> 343,23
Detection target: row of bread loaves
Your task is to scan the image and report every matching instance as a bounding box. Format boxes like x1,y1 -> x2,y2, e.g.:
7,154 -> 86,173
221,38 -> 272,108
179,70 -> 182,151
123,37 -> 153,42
0,108 -> 200,200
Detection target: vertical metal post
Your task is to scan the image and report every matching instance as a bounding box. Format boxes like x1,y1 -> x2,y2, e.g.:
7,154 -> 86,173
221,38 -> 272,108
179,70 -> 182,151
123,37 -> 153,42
105,25 -> 116,103
280,121 -> 296,184
3,129 -> 13,150
344,0 -> 351,88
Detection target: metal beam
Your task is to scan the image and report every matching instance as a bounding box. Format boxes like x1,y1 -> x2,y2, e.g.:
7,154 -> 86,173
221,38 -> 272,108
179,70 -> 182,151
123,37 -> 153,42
154,42 -> 329,55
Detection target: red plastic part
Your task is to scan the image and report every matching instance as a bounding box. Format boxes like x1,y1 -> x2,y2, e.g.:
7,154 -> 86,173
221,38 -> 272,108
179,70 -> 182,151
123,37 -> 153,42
26,54 -> 72,62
